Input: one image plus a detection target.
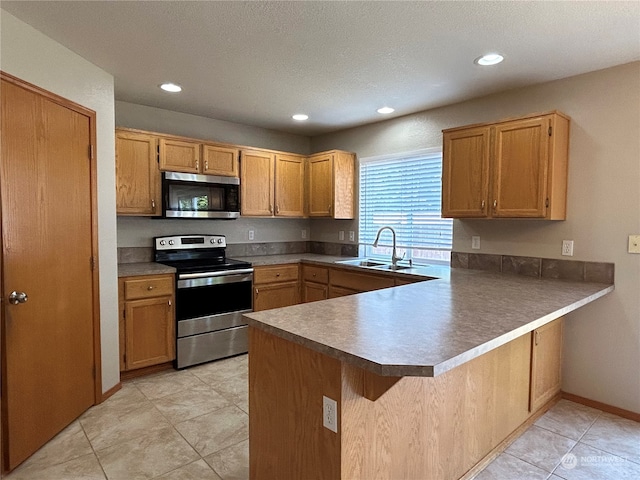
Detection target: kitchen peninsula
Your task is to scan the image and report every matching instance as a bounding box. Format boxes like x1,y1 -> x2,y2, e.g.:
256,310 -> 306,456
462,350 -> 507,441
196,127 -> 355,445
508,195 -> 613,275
244,267 -> 613,480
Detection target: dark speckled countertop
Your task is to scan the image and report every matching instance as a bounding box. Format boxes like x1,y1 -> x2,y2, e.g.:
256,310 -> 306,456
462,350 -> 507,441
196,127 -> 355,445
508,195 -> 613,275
243,263 -> 613,377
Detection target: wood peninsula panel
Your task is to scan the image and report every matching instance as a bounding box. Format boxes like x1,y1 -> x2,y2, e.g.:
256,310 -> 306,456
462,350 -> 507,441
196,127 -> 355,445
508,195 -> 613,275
249,326 -> 534,480
330,267 -> 395,292
249,327 -> 341,480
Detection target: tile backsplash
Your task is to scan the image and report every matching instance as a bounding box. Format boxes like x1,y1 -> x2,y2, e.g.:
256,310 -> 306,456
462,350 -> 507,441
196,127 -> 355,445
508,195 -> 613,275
451,252 -> 614,284
118,241 -> 356,264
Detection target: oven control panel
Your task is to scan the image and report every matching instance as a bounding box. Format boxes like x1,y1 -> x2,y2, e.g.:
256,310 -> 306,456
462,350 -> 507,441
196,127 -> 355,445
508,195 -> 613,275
155,235 -> 226,250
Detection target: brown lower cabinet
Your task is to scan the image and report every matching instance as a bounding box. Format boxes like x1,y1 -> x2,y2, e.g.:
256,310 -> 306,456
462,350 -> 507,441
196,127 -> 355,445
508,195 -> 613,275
530,317 -> 563,411
119,274 -> 175,372
253,264 -> 300,312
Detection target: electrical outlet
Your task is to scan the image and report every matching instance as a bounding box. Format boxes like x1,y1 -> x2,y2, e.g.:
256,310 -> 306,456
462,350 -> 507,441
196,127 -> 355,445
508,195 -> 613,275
248,230 -> 254,241
562,240 -> 574,256
629,235 -> 640,254
339,231 -> 345,241
301,229 -> 307,239
471,236 -> 480,250
322,395 -> 338,433
349,231 -> 355,242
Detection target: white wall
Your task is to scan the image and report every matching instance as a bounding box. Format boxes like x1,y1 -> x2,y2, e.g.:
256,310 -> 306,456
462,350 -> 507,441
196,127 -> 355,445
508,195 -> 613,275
1,10 -> 120,394
312,62 -> 640,414
115,102 -> 312,246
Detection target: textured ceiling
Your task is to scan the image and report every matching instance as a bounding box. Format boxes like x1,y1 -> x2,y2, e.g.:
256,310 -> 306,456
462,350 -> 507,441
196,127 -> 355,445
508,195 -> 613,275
2,1 -> 640,136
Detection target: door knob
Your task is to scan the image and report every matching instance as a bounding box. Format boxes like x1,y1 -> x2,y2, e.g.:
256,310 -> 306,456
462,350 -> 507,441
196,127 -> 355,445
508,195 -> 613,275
9,291 -> 28,305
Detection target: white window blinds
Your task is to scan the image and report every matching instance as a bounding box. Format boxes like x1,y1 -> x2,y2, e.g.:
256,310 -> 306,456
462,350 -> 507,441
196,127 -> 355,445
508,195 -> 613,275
359,149 -> 453,257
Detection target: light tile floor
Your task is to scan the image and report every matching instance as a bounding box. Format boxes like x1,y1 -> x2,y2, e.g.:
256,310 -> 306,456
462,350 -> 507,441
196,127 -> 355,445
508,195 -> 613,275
5,354 -> 639,480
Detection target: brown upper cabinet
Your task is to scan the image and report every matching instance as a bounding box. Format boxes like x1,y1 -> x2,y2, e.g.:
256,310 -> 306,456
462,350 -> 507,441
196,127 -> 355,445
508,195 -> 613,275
307,150 -> 355,219
240,149 -> 305,217
115,129 -> 161,216
442,111 -> 570,219
158,135 -> 240,177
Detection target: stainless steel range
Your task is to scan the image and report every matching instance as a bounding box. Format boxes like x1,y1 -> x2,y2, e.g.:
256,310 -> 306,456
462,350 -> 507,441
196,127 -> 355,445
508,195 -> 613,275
154,234 -> 253,369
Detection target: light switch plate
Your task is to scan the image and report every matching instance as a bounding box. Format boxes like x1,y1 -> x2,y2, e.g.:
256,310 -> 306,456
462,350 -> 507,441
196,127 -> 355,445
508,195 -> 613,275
629,235 -> 640,254
471,236 -> 480,250
339,231 -> 345,241
349,231 -> 355,242
248,230 -> 255,241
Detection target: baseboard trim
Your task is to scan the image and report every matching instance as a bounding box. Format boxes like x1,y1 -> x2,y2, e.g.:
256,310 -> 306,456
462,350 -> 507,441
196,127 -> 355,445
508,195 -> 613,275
561,391 -> 640,422
460,393 -> 561,479
120,361 -> 175,381
100,382 -> 122,404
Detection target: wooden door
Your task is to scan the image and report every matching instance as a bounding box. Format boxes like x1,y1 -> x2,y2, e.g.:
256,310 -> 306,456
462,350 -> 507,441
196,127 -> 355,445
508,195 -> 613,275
530,318 -> 563,412
441,126 -> 490,218
115,130 -> 161,215
240,149 -> 275,216
253,283 -> 299,312
124,296 -> 175,370
275,154 -> 305,217
492,117 -> 550,218
308,154 -> 333,217
159,137 -> 201,173
303,282 -> 328,303
1,74 -> 99,470
202,144 -> 239,177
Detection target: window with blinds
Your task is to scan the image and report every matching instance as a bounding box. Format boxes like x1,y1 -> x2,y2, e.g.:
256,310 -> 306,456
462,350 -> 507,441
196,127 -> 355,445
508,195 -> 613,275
359,149 -> 453,264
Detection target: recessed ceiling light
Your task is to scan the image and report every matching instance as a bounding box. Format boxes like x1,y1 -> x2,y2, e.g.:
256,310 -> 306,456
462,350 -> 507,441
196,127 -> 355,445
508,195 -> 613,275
292,114 -> 309,121
474,54 -> 504,66
377,107 -> 395,114
160,83 -> 182,93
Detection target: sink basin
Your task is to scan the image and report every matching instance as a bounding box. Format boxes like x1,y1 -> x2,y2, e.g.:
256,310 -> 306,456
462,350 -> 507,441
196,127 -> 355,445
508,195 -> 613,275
336,259 -> 386,267
373,264 -> 412,271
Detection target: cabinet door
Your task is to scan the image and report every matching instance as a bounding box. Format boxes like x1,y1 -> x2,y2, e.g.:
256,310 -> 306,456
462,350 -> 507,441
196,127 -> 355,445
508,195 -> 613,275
328,285 -> 359,298
159,137 -> 201,173
115,131 -> 161,216
492,117 -> 550,218
275,154 -> 305,217
202,144 -> 240,177
240,149 -> 275,216
124,296 -> 175,370
530,318 -> 563,412
308,154 -> 333,217
303,281 -> 328,303
442,126 -> 490,218
253,282 -> 300,312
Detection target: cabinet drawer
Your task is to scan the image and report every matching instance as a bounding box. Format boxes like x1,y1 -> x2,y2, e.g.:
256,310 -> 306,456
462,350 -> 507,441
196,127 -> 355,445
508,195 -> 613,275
302,265 -> 329,283
254,264 -> 299,284
330,268 -> 395,292
124,275 -> 174,300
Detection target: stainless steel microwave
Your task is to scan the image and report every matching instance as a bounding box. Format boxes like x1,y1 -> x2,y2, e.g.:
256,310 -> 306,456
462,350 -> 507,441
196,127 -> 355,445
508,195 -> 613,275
162,172 -> 240,219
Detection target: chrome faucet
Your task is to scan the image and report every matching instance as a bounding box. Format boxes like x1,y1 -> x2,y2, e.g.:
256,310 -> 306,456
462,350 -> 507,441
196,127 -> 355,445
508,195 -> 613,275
372,226 -> 404,267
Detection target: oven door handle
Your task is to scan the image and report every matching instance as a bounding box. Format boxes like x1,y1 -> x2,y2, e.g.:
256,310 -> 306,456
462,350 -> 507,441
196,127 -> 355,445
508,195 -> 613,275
177,269 -> 253,289
178,268 -> 254,280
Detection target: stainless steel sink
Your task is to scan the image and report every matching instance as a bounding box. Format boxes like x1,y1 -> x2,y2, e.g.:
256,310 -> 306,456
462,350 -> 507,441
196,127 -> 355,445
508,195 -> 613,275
372,264 -> 412,271
336,259 -> 386,267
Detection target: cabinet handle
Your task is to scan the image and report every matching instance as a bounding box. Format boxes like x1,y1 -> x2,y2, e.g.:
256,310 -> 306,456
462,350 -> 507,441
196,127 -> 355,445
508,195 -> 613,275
276,273 -> 280,277
255,288 -> 259,295
328,204 -> 332,214
205,160 -> 209,171
276,205 -> 280,214
151,199 -> 156,212
195,159 -> 199,170
493,200 -> 497,210
535,331 -> 540,346
312,273 -> 317,277
481,200 -> 485,210
269,204 -> 273,214
168,300 -> 172,307
147,285 -> 154,291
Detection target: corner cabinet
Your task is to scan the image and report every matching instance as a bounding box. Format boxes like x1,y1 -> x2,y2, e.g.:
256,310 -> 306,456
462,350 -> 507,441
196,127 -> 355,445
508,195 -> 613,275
115,130 -> 161,216
442,111 -> 570,219
118,274 -> 176,372
307,150 -> 355,219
